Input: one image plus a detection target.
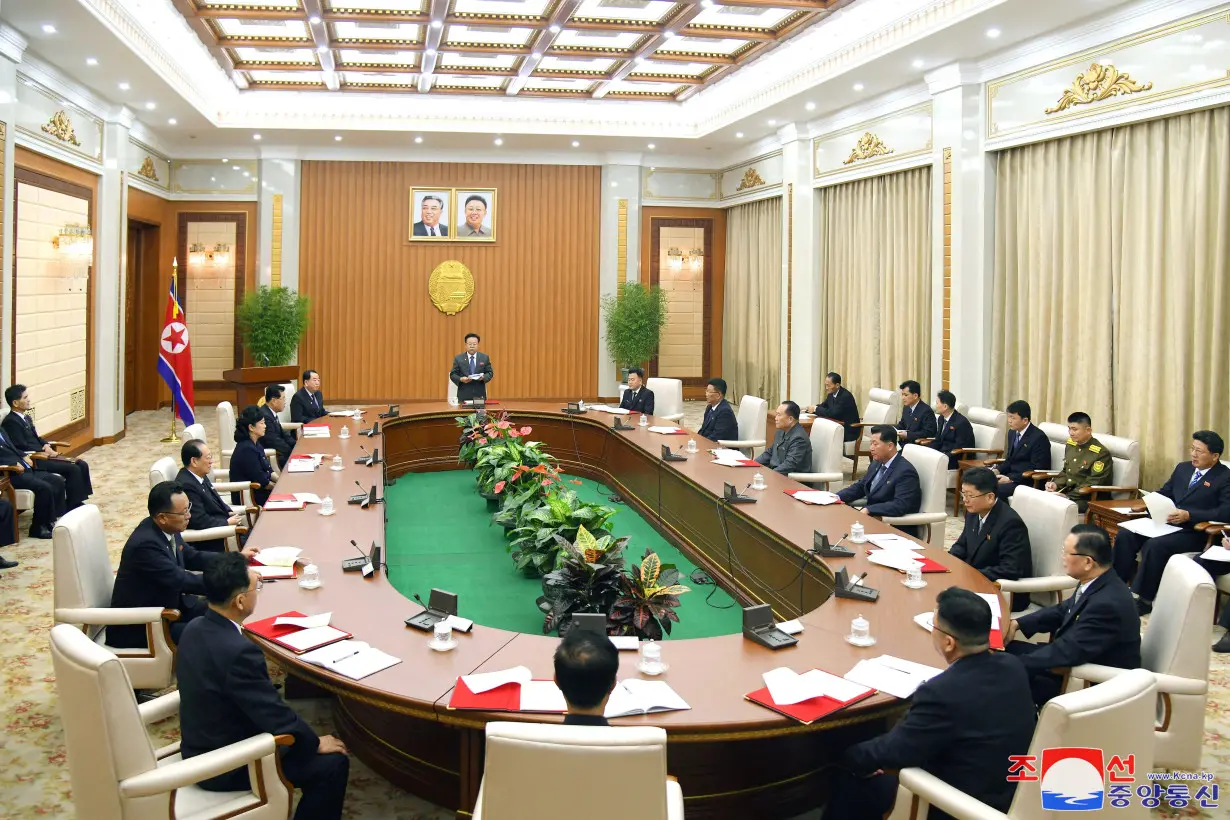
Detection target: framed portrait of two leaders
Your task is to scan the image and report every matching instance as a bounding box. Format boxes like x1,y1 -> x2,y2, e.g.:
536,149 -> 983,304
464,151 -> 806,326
409,187 -> 497,243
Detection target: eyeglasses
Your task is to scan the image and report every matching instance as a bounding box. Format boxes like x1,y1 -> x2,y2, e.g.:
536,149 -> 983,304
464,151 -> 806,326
161,503 -> 194,518
1061,549 -> 1091,560
255,580 -> 265,592
960,491 -> 993,501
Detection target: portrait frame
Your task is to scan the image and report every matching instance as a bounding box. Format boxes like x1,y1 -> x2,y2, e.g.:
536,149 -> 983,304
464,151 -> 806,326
453,188 -> 498,242
409,188 -> 453,241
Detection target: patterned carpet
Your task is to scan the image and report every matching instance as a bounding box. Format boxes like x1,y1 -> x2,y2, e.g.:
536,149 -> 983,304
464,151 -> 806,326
0,405 -> 1225,818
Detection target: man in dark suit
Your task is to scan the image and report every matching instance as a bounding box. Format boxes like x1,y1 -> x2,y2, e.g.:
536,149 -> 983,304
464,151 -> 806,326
756,401 -> 812,475
178,553 -> 350,819
0,498 -> 16,569
0,420 -> 65,539
412,193 -> 449,237
109,482 -> 254,648
698,378 -> 738,441
923,390 -> 975,469
260,384 -> 298,469
950,467 -> 1032,612
3,384 -> 92,510
618,368 -> 654,415
805,372 -> 860,443
895,380 -> 937,444
1007,524 -> 1141,706
837,425 -> 923,537
554,628 -> 617,727
290,370 -> 327,423
449,333 -> 494,404
993,400 -> 1051,499
1114,430 -> 1230,615
824,588 -> 1036,820
178,439 -> 243,553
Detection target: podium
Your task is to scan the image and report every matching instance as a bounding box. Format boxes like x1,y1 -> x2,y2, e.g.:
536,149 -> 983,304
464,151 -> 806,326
222,366 -> 300,409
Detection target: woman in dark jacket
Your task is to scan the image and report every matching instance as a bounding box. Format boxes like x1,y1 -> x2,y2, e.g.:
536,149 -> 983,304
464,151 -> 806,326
229,405 -> 275,507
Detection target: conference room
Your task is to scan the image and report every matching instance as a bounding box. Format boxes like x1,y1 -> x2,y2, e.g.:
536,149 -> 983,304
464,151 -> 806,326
1,0 -> 1228,818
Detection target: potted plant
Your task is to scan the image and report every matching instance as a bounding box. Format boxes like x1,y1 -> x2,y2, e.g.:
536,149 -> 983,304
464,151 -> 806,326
472,420 -> 546,501
536,526 -> 629,636
236,286 -> 311,367
456,409 -> 502,468
492,463 -> 579,529
609,550 -> 689,640
507,488 -> 617,576
600,282 -> 669,382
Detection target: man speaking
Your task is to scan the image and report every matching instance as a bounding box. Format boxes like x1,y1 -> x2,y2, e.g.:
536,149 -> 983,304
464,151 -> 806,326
450,332 -> 493,403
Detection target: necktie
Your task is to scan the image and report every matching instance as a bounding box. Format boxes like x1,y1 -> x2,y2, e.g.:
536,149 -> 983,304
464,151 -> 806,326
469,355 -> 476,375
1071,586 -> 1083,607
870,461 -> 890,494
1009,430 -> 1019,456
938,417 -> 948,441
1188,470 -> 1205,490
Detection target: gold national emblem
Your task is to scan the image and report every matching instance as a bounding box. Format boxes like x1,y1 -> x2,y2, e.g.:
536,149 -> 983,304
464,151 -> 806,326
429,260 -> 475,316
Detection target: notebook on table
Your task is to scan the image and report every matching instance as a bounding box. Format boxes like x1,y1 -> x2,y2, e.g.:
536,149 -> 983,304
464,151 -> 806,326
245,611 -> 352,654
263,494 -> 306,511
746,668 -> 875,725
448,667 -> 567,714
603,679 -> 690,718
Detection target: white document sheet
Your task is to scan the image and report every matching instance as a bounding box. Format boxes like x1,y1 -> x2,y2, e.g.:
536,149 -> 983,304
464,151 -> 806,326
275,612 -> 332,629
864,534 -> 921,551
1200,545 -> 1230,562
790,491 -> 841,505
301,426 -> 331,438
255,547 -> 302,567
610,636 -> 640,650
844,656 -> 943,699
253,565 -> 296,579
976,592 -> 1004,629
329,649 -> 401,681
711,448 -> 749,460
866,550 -> 924,571
293,493 -> 321,504
1118,518 -> 1180,538
443,615 -> 474,632
763,668 -> 871,705
914,612 -> 935,632
278,625 -> 350,653
776,619 -> 804,635
647,426 -> 683,434
462,666 -> 532,694
1143,491 -> 1179,521
518,680 -> 568,713
301,640 -> 368,666
287,460 -> 316,473
604,679 -> 691,718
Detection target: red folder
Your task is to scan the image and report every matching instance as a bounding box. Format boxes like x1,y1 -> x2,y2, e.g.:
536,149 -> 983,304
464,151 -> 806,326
745,680 -> 876,725
866,550 -> 950,573
660,430 -> 688,435
263,493 -> 305,511
446,678 -> 566,713
244,611 -> 352,653
247,558 -> 296,579
990,628 -> 1005,651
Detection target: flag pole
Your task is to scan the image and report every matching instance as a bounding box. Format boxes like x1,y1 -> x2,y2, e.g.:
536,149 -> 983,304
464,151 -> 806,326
160,259 -> 181,443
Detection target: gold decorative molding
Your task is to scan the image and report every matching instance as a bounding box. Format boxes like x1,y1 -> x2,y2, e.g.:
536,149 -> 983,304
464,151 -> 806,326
428,260 -> 475,316
842,132 -> 894,166
40,110 -> 81,146
941,148 -> 952,392
1045,62 -> 1153,114
734,167 -> 766,192
271,194 -> 284,288
136,156 -> 160,183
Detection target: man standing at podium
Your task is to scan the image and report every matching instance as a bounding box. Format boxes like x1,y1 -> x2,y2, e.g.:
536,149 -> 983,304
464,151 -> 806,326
451,333 -> 493,404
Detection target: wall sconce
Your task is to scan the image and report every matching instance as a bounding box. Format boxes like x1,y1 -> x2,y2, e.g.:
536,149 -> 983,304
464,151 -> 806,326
51,223 -> 93,261
667,246 -> 704,272
188,242 -> 232,267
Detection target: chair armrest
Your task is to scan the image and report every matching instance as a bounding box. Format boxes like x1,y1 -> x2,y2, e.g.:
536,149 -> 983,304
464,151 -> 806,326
1068,664 -> 1206,695
263,448 -> 279,459
883,512 -> 947,526
138,690 -> 181,725
916,438 -> 934,446
1077,485 -> 1139,496
46,440 -> 70,448
28,453 -> 48,461
0,465 -> 24,475
953,448 -> 1003,457
717,439 -> 766,449
996,576 -> 1079,594
666,777 -> 684,820
211,468 -> 230,479
659,413 -> 684,422
183,526 -> 237,543
119,734 -> 281,797
1023,470 -> 1058,479
54,606 -> 176,626
1196,521 -> 1228,533
283,422 -> 303,431
849,422 -> 876,429
787,472 -> 843,485
898,768 -> 1008,820
213,481 -> 254,493
982,458 -> 1006,465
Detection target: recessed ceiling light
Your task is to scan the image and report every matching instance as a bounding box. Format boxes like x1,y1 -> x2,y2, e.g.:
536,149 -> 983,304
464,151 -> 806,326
42,24 -> 56,34
334,135 -> 342,141
532,52 -> 542,59
610,181 -> 618,188
663,31 -> 676,39
634,56 -> 646,64
317,46 -> 328,54
232,166 -> 241,171
86,57 -> 98,66
118,82 -> 130,91
767,119 -> 776,126
805,101 -> 815,111
493,137 -> 503,146
426,48 -> 436,56
735,131 -> 743,138
243,172 -> 251,178
210,176 -> 216,182
912,58 -> 925,69
253,133 -> 261,140
431,20 -> 443,29
167,118 -> 177,125
853,83 -> 864,91
308,15 -> 321,24
647,143 -> 655,149
549,24 -> 561,34
986,27 -> 1001,38
145,101 -> 156,110
414,136 -> 423,144
222,158 -> 229,163
571,140 -> 580,147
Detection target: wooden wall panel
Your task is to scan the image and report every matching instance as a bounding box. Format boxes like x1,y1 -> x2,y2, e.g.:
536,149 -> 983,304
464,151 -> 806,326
298,161 -> 600,402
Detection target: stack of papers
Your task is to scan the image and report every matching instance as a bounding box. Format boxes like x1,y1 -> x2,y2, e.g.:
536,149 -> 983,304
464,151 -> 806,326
328,410 -> 356,417
1118,492 -> 1180,538
647,426 -> 685,435
264,494 -> 306,511
867,550 -> 924,571
589,404 -> 631,415
763,667 -> 869,706
604,679 -> 691,718
300,640 -> 401,680
865,534 -> 920,550
1201,544 -> 1230,562
786,490 -> 841,505
254,546 -> 302,567
301,425 -> 331,438
915,593 -> 1005,650
293,493 -> 321,505
462,666 -> 532,694
845,656 -> 944,699
451,667 -> 568,713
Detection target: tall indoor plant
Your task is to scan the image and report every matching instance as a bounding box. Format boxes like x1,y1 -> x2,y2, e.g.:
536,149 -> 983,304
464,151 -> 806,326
236,286 -> 311,366
600,282 -> 669,381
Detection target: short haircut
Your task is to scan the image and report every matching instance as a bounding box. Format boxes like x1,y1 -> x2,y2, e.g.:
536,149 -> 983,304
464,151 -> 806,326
554,629 -> 618,709
4,384 -> 26,407
1069,524 -> 1112,566
1006,400 -> 1032,420
148,481 -> 185,518
935,587 -> 992,648
627,367 -> 645,380
899,380 -> 921,396
937,390 -> 957,408
235,405 -> 264,444
707,377 -> 727,396
1067,411 -> 1092,427
870,424 -> 898,446
181,439 -> 206,467
203,552 -> 253,605
961,466 -> 998,495
465,332 -> 480,343
825,372 -> 842,385
264,384 -> 285,403
302,369 -> 318,383
422,194 -> 444,208
1192,430 -> 1224,457
465,194 -> 487,209
781,400 -> 801,420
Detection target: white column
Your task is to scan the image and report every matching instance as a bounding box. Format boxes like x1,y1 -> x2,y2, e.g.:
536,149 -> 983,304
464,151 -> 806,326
929,64 -> 994,406
0,29 -> 21,389
257,156 -> 301,291
93,118 -> 132,439
780,125 -> 819,406
597,159 -> 641,397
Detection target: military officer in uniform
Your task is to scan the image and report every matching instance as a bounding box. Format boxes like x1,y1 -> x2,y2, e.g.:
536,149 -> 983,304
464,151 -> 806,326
1045,412 -> 1112,512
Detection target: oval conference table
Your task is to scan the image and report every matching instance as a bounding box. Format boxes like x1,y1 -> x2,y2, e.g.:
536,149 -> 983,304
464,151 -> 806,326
248,402 -> 999,819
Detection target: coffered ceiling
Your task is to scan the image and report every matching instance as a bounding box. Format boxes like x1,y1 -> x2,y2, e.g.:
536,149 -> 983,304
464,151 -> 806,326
172,0 -> 853,99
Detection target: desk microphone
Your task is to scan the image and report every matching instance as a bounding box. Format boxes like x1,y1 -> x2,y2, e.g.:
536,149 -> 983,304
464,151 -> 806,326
348,480 -> 368,504
661,443 -> 687,462
355,445 -> 374,466
342,539 -> 369,572
815,531 -> 855,557
834,566 -> 880,602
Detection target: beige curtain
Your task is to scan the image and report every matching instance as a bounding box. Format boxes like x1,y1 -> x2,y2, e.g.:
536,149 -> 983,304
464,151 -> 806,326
992,106 -> 1230,486
723,196 -> 782,401
817,166 -> 932,408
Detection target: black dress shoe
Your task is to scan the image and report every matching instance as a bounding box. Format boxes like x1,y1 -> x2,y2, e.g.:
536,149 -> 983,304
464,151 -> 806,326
29,525 -> 53,540
1214,634 -> 1230,654
0,556 -> 17,570
1134,597 -> 1153,616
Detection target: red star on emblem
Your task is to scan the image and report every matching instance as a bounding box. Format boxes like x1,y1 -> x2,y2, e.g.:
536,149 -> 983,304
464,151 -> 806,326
167,326 -> 185,349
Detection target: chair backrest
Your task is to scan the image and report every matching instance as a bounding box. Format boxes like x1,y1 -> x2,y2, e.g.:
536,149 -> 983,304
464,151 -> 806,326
1038,422 -> 1070,471
447,379 -> 458,401
279,382 -> 296,423
735,395 -> 768,442
900,443 -> 947,515
481,721 -> 669,819
51,623 -> 158,820
1098,432 -> 1140,491
1144,555 -> 1214,681
1011,669 -> 1156,820
808,418 -> 844,477
1008,486 -> 1078,579
863,387 -> 899,429
149,456 -> 176,490
965,406 -> 1007,453
182,422 -> 205,443
53,505 -> 114,615
646,377 -> 683,418
216,401 -> 236,444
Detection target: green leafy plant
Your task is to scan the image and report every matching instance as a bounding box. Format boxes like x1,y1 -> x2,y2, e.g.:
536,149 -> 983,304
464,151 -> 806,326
472,421 -> 550,495
610,549 -> 690,641
235,286 -> 311,367
600,282 -> 669,371
456,409 -> 504,467
536,526 -> 629,635
508,488 -> 617,576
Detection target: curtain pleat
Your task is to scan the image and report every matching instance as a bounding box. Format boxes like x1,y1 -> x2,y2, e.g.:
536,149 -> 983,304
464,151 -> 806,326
723,196 -> 783,401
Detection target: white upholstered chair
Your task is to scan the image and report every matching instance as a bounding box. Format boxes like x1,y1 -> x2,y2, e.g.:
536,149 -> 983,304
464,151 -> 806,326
275,382 -> 303,433
0,407 -> 36,529
1079,433 -> 1141,504
646,377 -> 684,422
215,402 -> 237,467
1021,422 -> 1070,486
149,457 -> 251,549
718,395 -> 768,456
895,668 -> 1157,820
50,623 -> 294,820
882,444 -> 948,549
848,387 -> 901,478
1069,554 -> 1214,771
948,406 -> 1008,516
788,417 -> 845,489
472,722 -> 683,820
52,506 -> 178,691
447,379 -> 458,403
1000,487 -> 1080,619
